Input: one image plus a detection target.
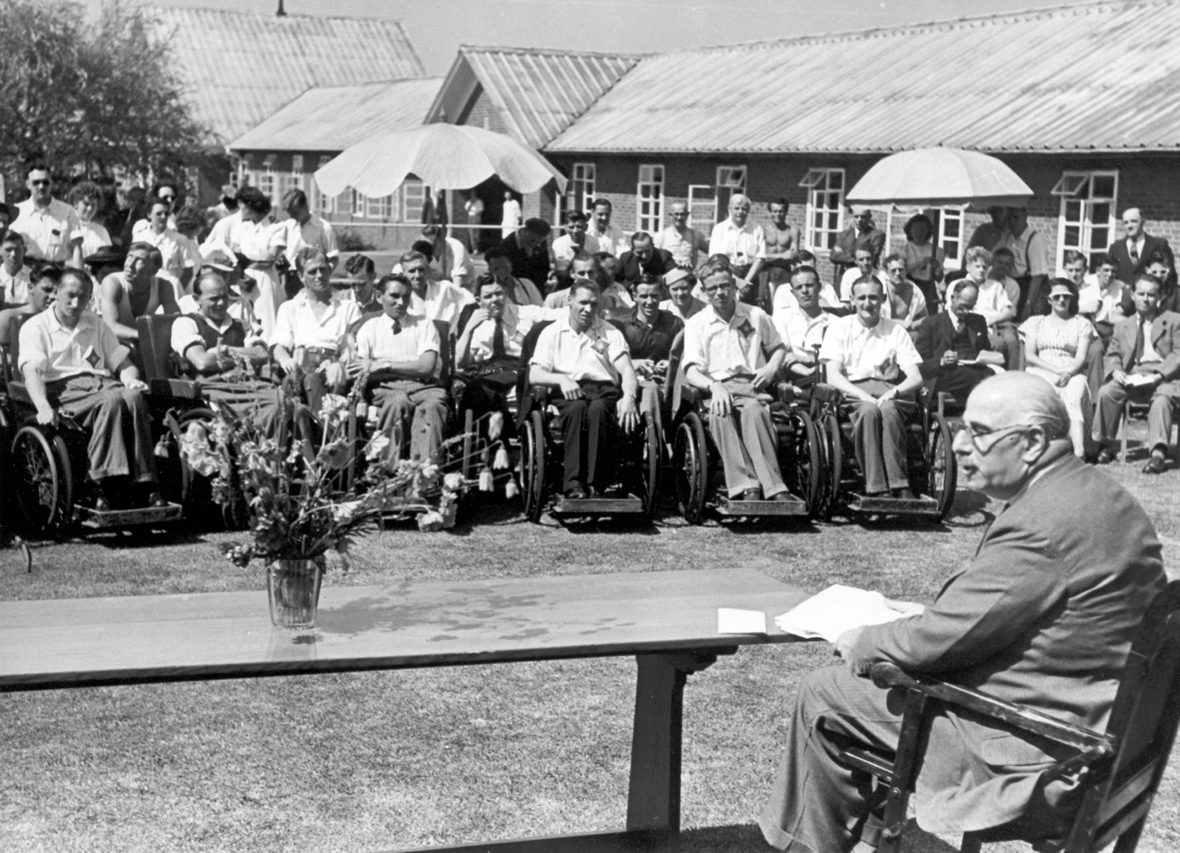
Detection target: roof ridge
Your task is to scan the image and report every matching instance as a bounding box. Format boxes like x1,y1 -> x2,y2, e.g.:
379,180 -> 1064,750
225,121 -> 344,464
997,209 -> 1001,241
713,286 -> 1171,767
457,43 -> 647,60
144,3 -> 411,25
651,0 -> 1154,56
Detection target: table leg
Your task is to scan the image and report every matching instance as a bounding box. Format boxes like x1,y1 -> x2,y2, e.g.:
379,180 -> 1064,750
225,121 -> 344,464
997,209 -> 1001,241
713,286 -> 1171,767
625,648 -> 737,849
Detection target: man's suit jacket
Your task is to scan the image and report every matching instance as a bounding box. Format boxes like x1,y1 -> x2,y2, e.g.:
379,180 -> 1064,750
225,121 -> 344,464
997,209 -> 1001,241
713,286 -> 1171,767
618,248 -> 675,284
1106,233 -> 1176,290
1102,309 -> 1180,381
498,232 -> 549,292
914,310 -> 992,381
852,456 -> 1165,833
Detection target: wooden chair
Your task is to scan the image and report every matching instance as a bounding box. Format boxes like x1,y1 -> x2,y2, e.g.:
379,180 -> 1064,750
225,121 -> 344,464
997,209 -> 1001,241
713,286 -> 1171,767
839,580 -> 1180,852
1118,398 -> 1180,464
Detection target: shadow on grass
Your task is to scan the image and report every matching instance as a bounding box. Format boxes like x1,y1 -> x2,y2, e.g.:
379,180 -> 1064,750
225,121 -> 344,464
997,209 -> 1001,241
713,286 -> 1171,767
678,820 -> 959,852
555,515 -> 663,535
65,524 -> 210,550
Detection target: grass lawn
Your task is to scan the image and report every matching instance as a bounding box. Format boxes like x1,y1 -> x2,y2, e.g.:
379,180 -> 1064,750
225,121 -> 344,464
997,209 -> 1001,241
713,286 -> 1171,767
2,430 -> 1179,853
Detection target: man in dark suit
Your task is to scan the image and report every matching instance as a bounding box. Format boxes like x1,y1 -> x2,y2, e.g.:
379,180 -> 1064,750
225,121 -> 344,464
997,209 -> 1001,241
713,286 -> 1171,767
915,278 -> 1006,403
497,217 -> 551,293
1094,276 -> 1180,473
618,231 -> 674,285
760,371 -> 1166,852
1106,208 -> 1176,292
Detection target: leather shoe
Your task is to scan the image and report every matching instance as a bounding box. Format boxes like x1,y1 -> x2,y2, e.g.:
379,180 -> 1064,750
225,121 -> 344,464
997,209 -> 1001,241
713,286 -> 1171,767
147,492 -> 167,508
93,495 -> 111,512
565,486 -> 589,500
740,487 -> 762,501
1142,456 -> 1166,475
1095,446 -> 1116,465
771,491 -> 793,502
893,487 -> 917,500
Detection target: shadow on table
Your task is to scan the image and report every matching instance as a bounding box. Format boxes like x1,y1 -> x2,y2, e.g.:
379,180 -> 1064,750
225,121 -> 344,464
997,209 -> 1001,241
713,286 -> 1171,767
679,820 -> 958,852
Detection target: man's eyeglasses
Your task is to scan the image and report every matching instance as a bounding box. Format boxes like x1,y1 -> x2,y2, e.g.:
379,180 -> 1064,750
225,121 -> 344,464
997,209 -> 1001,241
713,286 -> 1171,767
31,179 -> 50,186
887,267 -> 905,275
951,421 -> 1034,453
702,282 -> 733,295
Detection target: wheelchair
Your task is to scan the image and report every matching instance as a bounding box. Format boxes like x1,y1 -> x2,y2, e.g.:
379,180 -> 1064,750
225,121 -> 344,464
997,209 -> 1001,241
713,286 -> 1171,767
516,321 -> 661,523
0,314 -> 182,537
667,346 -> 823,524
811,378 -> 957,523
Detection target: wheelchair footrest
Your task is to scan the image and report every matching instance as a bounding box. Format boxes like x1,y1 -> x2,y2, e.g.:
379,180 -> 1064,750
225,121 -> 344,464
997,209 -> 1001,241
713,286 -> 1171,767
848,494 -> 940,515
716,496 -> 809,516
552,496 -> 644,516
78,502 -> 183,529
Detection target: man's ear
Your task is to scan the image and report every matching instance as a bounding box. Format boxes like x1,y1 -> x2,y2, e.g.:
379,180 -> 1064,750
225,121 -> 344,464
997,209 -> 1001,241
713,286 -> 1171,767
1020,425 -> 1053,462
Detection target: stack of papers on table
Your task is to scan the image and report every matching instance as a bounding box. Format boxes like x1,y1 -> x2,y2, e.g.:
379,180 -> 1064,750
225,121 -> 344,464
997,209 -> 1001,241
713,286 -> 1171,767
774,584 -> 908,643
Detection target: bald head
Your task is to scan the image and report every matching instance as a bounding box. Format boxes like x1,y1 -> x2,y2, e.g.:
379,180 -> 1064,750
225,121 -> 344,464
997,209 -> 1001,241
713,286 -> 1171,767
968,372 -> 1070,440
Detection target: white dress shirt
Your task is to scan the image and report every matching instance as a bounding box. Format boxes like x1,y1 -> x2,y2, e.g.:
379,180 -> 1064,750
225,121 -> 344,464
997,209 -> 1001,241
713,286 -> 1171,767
271,290 -> 360,354
464,303 -> 560,363
18,309 -> 128,381
707,220 -> 767,271
1,266 -> 30,304
281,214 -> 339,265
408,280 -> 475,330
683,302 -> 782,381
355,313 -> 440,363
774,308 -> 832,360
819,314 -> 922,382
13,198 -> 81,263
530,315 -> 629,384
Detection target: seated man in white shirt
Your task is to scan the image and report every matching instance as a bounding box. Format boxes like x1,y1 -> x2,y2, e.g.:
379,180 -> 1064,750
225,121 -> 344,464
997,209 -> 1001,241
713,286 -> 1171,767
353,274 -> 449,465
550,210 -> 600,267
1,230 -> 31,305
545,252 -> 632,321
1080,252 -> 1126,347
401,249 -> 474,331
271,249 -> 361,418
529,280 -> 640,499
660,267 -> 706,323
455,273 -> 560,432
0,262 -> 57,349
19,268 -> 162,510
586,199 -> 627,257
773,265 -> 832,386
683,258 -> 790,502
965,245 -> 1021,369
772,259 -> 840,317
838,247 -> 885,306
819,276 -> 924,498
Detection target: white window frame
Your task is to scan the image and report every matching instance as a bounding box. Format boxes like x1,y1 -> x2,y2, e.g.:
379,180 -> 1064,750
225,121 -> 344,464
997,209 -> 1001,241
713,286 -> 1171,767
403,180 -> 427,223
352,189 -> 366,217
258,154 -> 277,206
801,167 -> 845,253
687,184 -> 715,230
1054,170 -> 1119,271
313,156 -> 334,215
938,207 -> 966,271
366,193 -> 393,220
636,164 -> 665,235
714,165 -> 747,225
570,163 -> 596,217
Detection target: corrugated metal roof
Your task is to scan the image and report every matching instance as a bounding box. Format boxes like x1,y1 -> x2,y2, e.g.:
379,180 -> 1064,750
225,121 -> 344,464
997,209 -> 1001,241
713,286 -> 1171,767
457,46 -> 640,148
148,6 -> 427,144
228,79 -> 441,152
545,0 -> 1180,155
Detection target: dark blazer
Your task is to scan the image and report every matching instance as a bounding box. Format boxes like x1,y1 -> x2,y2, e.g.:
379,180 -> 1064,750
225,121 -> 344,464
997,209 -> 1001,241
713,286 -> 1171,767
1102,309 -> 1180,381
618,248 -> 675,284
853,456 -> 1166,833
914,310 -> 992,381
498,232 -> 549,291
1107,234 -> 1175,286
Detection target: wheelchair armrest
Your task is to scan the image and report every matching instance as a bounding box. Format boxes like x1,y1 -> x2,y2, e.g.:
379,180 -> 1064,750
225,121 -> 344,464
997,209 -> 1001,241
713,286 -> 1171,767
869,662 -> 1115,757
680,384 -> 703,407
530,385 -> 553,406
774,382 -> 798,405
811,383 -> 843,405
6,380 -> 33,406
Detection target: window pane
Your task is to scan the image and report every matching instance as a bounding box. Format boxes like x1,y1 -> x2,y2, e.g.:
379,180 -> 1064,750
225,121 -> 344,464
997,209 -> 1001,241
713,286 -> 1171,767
828,171 -> 843,190
1090,202 -> 1111,224
1064,200 -> 1082,221
1064,225 -> 1080,246
1091,174 -> 1116,198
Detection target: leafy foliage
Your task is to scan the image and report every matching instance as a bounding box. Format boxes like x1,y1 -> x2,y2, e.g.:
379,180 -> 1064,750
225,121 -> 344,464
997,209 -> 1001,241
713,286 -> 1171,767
0,0 -> 209,189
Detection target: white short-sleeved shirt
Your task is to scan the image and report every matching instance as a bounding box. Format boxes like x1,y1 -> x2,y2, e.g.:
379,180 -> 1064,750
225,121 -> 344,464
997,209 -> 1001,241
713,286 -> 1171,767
973,278 -> 1018,327
683,302 -> 783,381
13,198 -> 82,263
530,315 -> 629,384
839,268 -> 886,303
774,309 -> 832,359
281,215 -> 339,265
587,222 -> 627,257
773,281 -> 841,315
1079,277 -> 1125,325
1,266 -> 31,305
355,313 -> 440,364
408,280 -> 474,330
551,232 -> 601,264
271,291 -> 361,354
77,220 -> 113,258
708,220 -> 767,270
18,309 -> 129,381
465,303 -> 560,363
203,211 -> 246,253
654,226 -> 707,268
819,314 -> 922,382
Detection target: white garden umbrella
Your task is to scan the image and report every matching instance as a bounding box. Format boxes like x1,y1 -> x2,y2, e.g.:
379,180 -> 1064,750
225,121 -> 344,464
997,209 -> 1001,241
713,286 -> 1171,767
314,123 -> 567,199
846,147 -> 1033,209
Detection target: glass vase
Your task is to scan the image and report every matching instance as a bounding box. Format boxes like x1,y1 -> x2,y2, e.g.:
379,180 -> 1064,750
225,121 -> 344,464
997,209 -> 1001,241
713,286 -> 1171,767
267,557 -> 325,630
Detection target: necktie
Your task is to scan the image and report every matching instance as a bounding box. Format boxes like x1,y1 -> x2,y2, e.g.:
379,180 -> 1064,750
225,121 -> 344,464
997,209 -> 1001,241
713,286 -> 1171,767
391,318 -> 402,335
1133,318 -> 1145,366
491,318 -> 506,360
1130,239 -> 1140,267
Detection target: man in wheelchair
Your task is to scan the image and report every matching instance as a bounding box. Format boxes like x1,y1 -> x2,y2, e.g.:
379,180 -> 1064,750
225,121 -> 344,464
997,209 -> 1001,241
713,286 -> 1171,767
682,257 -> 790,502
171,270 -> 276,420
819,275 -> 924,499
616,273 -> 683,420
353,273 -> 449,464
528,280 -> 640,499
774,264 -> 834,387
18,268 -> 163,511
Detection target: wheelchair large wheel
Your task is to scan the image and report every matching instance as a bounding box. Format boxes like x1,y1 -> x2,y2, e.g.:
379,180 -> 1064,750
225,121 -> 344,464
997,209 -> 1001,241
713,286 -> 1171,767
822,412 -> 844,521
926,413 -> 957,521
791,410 -> 824,518
641,416 -> 661,518
521,408 -> 547,523
11,425 -> 73,536
673,411 -> 709,525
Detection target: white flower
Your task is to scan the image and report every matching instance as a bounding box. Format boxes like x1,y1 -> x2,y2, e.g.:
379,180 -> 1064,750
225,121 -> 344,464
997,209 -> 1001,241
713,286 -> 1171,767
365,433 -> 390,461
443,472 -> 464,492
417,510 -> 445,531
319,393 -> 349,424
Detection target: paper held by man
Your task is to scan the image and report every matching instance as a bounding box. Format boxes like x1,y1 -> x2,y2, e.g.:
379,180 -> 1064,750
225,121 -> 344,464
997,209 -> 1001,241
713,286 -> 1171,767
773,584 -> 910,643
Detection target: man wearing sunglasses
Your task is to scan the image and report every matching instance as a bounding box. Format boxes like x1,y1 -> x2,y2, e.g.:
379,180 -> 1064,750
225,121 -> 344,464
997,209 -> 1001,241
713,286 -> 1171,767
762,371 -> 1165,853
12,165 -> 83,269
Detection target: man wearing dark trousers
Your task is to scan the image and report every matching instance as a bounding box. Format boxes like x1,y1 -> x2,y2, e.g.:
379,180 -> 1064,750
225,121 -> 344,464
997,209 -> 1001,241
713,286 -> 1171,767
915,279 -> 1005,403
528,281 -> 640,498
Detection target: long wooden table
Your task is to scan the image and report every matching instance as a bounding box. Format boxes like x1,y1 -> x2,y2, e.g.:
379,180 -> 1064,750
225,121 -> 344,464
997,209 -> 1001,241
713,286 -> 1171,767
0,568 -> 810,852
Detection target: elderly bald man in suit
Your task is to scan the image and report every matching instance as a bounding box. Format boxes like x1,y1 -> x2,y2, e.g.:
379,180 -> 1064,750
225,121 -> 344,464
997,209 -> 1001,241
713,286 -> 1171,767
760,371 -> 1166,852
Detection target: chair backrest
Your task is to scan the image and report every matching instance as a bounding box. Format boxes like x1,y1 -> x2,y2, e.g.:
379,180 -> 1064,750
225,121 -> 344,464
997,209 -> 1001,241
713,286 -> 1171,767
135,314 -> 182,383
515,320 -> 553,424
7,311 -> 40,382
665,328 -> 688,420
1069,580 -> 1180,850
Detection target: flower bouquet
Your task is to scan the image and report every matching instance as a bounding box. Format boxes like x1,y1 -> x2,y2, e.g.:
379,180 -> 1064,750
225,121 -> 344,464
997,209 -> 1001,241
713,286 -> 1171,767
180,374 -> 465,627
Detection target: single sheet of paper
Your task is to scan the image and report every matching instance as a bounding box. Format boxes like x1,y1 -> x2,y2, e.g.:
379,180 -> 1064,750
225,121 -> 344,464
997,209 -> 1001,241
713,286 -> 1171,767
1126,373 -> 1157,387
774,584 -> 908,643
718,608 -> 767,635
